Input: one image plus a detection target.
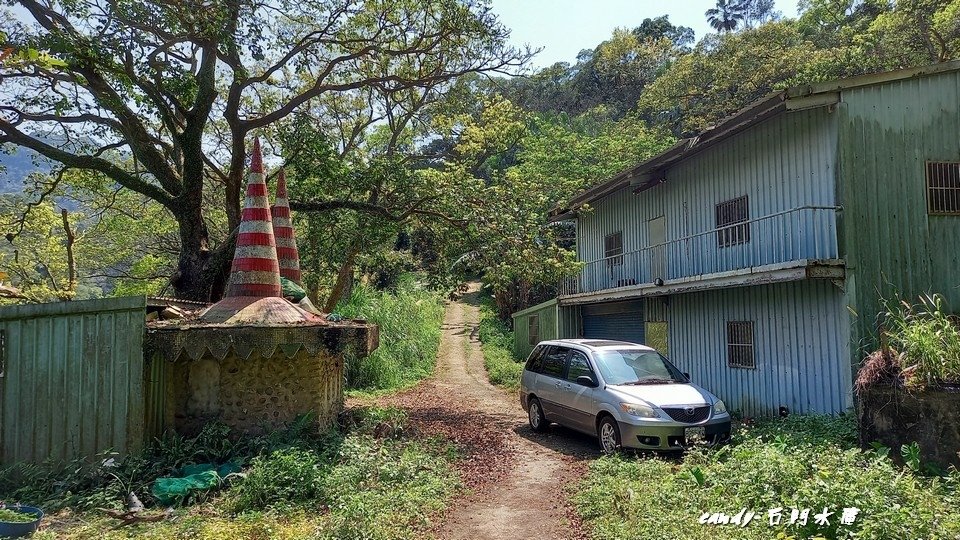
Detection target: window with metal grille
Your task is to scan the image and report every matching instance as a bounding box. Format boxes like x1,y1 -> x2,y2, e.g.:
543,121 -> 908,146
604,231 -> 623,266
926,162 -> 960,215
716,196 -> 750,247
726,321 -> 755,369
527,315 -> 540,345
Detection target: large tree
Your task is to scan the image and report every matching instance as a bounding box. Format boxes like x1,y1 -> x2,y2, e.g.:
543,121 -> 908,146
0,0 -> 528,301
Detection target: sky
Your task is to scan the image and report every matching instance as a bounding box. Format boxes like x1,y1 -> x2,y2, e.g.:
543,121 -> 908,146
488,0 -> 800,70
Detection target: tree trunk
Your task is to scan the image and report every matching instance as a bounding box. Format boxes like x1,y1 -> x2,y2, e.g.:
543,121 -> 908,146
324,244 -> 360,313
170,198 -> 215,301
60,209 -> 77,298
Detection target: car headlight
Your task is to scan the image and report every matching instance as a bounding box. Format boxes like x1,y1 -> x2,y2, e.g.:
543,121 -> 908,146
619,402 -> 659,418
713,400 -> 727,414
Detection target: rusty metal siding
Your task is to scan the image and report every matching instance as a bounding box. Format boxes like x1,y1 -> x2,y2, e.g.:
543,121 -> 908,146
0,296 -> 146,464
511,299 -> 559,360
666,281 -> 851,416
577,106 -> 839,272
838,70 -> 960,364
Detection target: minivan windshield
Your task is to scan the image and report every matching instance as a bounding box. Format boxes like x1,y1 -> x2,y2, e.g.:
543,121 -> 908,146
593,349 -> 686,385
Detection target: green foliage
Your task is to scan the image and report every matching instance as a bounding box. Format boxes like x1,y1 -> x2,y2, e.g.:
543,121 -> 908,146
227,447 -> 329,512
575,415 -> 960,540
0,507 -> 38,523
477,296 -> 524,391
318,432 -> 458,539
336,275 -> 445,391
735,413 -> 859,448
882,293 -> 960,387
20,407 -> 461,540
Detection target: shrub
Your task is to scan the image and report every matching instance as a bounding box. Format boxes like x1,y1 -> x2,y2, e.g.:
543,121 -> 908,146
478,298 -> 524,390
336,274 -> 445,391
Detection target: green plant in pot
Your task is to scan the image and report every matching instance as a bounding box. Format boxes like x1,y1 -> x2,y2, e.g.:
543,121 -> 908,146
0,504 -> 44,538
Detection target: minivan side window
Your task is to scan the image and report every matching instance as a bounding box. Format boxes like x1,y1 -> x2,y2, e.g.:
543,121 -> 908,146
541,346 -> 569,378
525,345 -> 547,373
566,351 -> 594,382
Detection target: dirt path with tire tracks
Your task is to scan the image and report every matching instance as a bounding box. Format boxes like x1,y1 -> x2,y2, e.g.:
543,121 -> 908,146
363,284 -> 597,540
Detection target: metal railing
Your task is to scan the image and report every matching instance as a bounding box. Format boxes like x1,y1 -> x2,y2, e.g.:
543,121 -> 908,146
561,206 -> 841,296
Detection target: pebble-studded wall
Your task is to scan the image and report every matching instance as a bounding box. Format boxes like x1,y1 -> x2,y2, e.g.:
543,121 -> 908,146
166,349 -> 344,436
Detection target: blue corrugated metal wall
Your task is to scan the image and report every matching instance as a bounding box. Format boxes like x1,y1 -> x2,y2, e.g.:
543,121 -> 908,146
0,296 -> 146,464
666,281 -> 851,416
577,106 -> 839,266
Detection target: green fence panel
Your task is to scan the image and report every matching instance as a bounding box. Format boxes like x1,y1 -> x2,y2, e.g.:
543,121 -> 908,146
0,296 -> 146,464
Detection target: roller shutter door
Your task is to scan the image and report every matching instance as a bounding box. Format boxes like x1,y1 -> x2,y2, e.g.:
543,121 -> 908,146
581,302 -> 644,344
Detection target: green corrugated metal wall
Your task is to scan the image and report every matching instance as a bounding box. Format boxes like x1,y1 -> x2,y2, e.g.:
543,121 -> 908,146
0,296 -> 146,464
512,299 -> 558,360
839,70 -> 960,364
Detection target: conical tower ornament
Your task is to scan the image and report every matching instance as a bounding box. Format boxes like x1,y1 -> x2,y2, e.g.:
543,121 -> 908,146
224,137 -> 282,298
271,168 -> 303,286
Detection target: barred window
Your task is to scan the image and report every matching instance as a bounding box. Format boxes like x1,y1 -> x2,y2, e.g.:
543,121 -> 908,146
604,231 -> 624,266
528,315 -> 540,345
927,162 -> 960,215
726,321 -> 755,369
716,196 -> 750,247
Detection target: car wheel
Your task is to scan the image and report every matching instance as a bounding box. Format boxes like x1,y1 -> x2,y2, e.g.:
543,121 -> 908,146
598,415 -> 622,454
528,397 -> 548,432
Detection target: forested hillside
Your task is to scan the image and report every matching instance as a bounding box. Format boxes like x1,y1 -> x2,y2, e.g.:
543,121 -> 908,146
1,0 -> 957,315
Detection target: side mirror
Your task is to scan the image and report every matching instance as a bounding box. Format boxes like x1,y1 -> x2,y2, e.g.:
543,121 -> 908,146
683,372 -> 691,381
576,375 -> 598,387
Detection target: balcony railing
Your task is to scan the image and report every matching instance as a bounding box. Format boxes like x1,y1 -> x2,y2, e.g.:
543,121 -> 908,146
561,205 -> 841,297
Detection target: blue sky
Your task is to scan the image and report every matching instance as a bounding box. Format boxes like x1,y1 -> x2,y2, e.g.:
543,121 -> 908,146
489,0 -> 800,69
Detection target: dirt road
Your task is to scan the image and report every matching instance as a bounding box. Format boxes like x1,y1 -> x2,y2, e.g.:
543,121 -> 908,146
371,285 -> 597,540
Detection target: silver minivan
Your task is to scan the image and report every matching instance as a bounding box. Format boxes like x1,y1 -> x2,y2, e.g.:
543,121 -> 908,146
519,339 -> 732,453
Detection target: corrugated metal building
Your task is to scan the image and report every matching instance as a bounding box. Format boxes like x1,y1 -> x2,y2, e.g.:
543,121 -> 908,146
530,61 -> 960,417
512,299 -> 581,359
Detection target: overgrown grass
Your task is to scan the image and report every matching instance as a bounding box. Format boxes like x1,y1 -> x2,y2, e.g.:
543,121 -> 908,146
574,415 -> 960,540
478,296 -> 524,391
879,293 -> 960,388
13,407 -> 460,540
336,274 -> 445,392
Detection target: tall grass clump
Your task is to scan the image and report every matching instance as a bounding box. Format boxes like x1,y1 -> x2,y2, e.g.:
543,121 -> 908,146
877,293 -> 960,388
336,274 -> 445,391
478,294 -> 524,390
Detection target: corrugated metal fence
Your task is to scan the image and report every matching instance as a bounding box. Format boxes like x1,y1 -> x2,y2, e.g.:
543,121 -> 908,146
0,296 -> 146,464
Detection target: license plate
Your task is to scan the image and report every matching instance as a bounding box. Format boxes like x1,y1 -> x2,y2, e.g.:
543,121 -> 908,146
685,426 -> 705,441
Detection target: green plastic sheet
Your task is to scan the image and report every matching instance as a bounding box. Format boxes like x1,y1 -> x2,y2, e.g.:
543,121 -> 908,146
151,463 -> 241,506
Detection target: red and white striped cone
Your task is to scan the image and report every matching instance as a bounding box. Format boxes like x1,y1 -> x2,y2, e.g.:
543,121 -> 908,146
271,168 -> 303,286
224,138 -> 282,298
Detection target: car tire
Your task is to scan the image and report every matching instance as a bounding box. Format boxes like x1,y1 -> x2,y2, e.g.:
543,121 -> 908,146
598,415 -> 622,454
528,397 -> 549,433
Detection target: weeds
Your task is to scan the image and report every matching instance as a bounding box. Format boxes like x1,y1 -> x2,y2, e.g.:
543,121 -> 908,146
337,274 -> 445,391
20,407 -> 460,540
477,296 -> 524,391
575,415 -> 960,540
875,293 -> 960,388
